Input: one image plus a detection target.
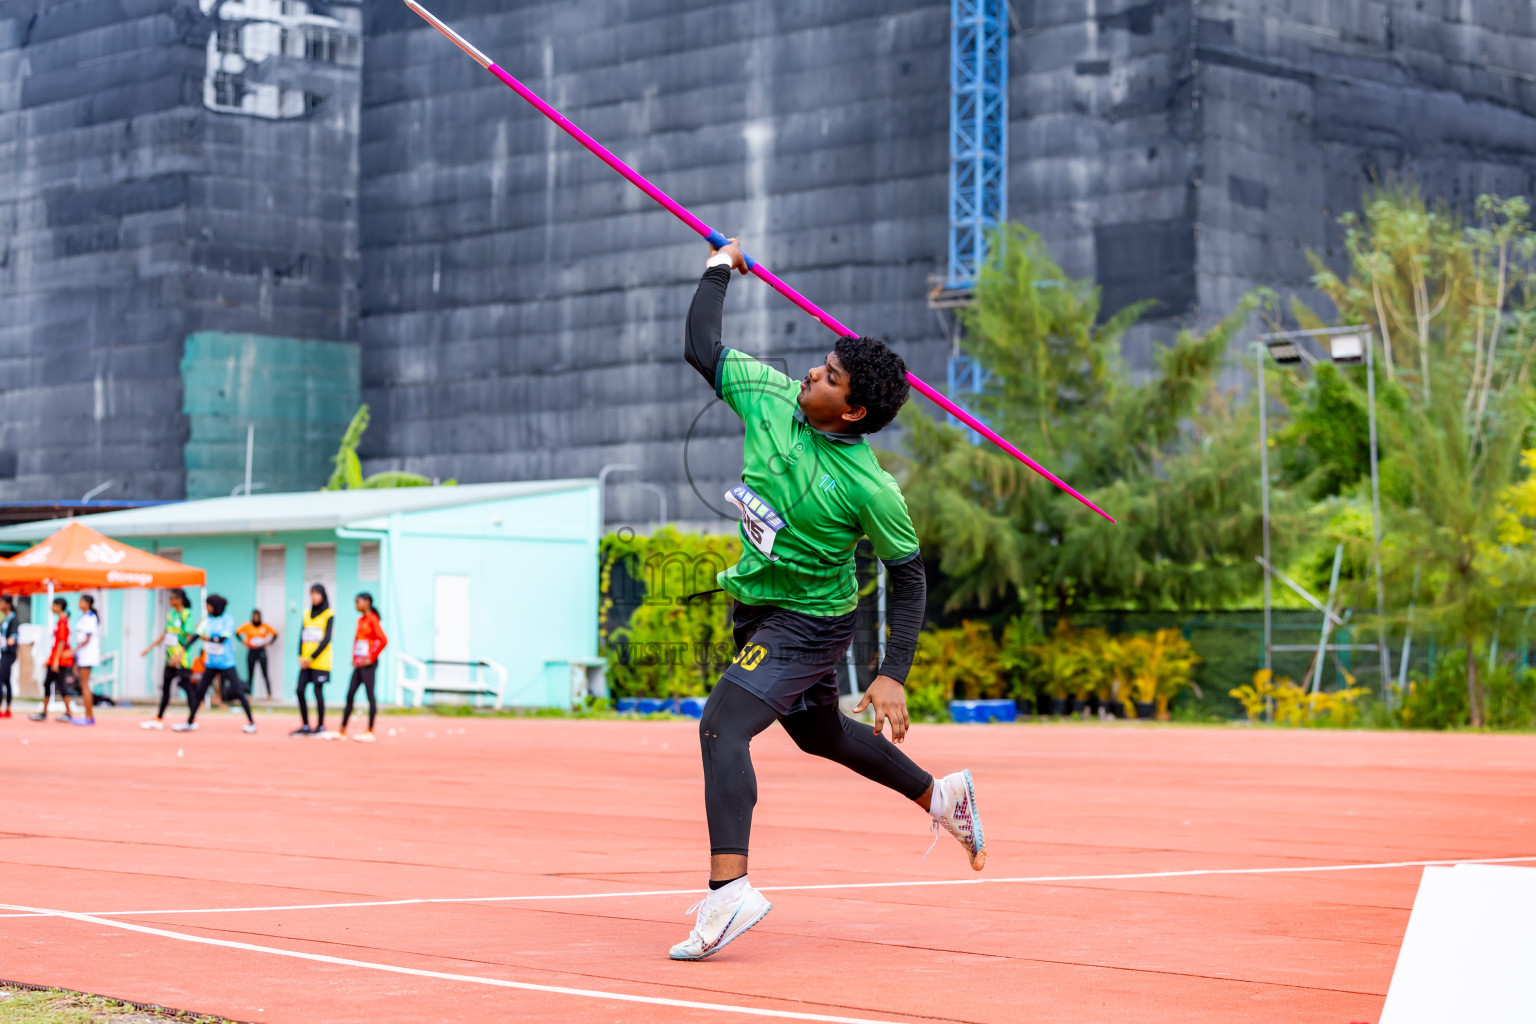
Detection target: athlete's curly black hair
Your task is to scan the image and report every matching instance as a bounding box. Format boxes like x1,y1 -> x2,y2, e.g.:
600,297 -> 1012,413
835,335 -> 910,434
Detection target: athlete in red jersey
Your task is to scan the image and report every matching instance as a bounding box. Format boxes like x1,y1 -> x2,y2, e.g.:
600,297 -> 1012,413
335,592 -> 388,742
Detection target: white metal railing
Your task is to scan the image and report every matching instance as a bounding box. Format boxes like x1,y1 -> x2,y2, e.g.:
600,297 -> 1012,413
396,653 -> 509,710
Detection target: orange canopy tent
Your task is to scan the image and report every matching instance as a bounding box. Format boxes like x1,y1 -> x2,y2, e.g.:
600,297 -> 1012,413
0,520 -> 205,594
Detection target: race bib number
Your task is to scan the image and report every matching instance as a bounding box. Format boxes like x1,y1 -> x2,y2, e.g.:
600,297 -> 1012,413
354,640 -> 371,660
301,626 -> 323,643
249,634 -> 269,648
204,639 -> 226,657
726,484 -> 785,560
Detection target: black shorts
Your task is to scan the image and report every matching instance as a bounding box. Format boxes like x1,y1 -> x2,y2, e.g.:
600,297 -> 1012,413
718,601 -> 856,717
298,668 -> 330,687
45,667 -> 77,697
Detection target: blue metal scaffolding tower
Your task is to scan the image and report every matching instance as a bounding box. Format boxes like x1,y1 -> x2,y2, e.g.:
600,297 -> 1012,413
946,0 -> 1008,291
942,0 -> 1008,435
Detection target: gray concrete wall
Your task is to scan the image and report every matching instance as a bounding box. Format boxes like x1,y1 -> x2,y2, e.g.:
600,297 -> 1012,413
358,0 -> 955,527
1010,0 -> 1201,372
0,0 -> 360,502
0,0 -> 197,501
1195,0 -> 1536,345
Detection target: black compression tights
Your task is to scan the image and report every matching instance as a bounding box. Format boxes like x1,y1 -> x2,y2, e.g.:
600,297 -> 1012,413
189,668 -> 252,725
699,681 -> 933,857
341,667 -> 376,732
0,655 -> 11,709
157,667 -> 189,718
297,677 -> 326,728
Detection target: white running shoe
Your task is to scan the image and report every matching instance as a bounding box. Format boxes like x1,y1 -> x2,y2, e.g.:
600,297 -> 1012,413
929,769 -> 986,870
140,720 -> 164,730
171,722 -> 198,733
354,731 -> 376,743
242,723 -> 258,734
668,878 -> 772,961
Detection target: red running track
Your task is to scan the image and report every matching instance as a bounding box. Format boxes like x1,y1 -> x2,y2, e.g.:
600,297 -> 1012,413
2,711 -> 1534,1023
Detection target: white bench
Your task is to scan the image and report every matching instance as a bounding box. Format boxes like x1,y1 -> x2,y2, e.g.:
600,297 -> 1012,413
397,654 -> 508,710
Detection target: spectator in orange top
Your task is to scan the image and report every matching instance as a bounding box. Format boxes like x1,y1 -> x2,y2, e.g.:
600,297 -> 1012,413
236,609 -> 279,699
30,597 -> 75,723
334,592 -> 387,742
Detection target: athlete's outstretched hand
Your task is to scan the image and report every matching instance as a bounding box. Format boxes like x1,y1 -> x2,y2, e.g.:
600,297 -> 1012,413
855,675 -> 911,744
710,237 -> 751,275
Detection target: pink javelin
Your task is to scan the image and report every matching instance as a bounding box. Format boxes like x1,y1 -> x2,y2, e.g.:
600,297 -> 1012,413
402,0 -> 1115,524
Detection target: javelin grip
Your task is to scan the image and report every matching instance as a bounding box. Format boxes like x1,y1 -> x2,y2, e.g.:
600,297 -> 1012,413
702,229 -> 757,270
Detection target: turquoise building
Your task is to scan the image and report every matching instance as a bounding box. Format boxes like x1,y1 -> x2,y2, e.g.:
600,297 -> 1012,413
0,482 -> 600,709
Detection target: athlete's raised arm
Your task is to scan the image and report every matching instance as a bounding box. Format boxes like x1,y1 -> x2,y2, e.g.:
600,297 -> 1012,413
684,238 -> 749,385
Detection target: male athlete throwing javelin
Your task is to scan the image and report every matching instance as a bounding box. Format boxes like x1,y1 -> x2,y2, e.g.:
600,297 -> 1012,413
670,239 -> 985,962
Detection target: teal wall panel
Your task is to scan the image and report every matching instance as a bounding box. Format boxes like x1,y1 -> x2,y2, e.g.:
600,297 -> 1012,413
181,332 -> 361,500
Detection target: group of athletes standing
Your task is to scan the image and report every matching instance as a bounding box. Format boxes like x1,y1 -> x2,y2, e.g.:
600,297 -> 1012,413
0,582 -> 388,738
136,583 -> 388,738
0,592 -> 103,724
137,583 -> 387,738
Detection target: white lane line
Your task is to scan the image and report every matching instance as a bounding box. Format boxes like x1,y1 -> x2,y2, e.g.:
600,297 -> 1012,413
3,854 -> 1533,921
0,902 -> 920,1024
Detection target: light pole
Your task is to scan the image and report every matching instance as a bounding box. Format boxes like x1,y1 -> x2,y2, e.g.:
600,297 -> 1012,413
635,482 -> 668,526
1257,344 -> 1271,672
596,463 -> 637,535
1256,326 -> 1390,696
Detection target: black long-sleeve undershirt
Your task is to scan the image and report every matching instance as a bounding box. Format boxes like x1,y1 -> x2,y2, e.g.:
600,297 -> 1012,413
878,554 -> 925,685
683,264 -> 925,687
685,265 -> 732,387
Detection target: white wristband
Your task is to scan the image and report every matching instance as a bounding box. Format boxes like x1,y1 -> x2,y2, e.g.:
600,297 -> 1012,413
706,252 -> 735,269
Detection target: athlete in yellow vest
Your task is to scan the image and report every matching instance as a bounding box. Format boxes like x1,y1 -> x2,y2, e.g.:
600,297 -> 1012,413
292,584 -> 334,736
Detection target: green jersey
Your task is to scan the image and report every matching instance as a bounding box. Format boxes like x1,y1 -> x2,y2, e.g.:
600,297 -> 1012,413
714,348 -> 919,617
165,606 -> 196,667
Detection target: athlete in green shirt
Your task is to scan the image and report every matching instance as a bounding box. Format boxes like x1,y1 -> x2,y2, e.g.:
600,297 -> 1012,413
669,239 -> 987,962
139,589 -> 199,730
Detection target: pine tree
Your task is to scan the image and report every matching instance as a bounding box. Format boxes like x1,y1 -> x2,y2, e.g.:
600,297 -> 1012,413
892,225 -> 1276,621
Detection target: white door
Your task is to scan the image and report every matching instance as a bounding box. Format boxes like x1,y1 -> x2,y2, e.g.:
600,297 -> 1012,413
256,545 -> 287,697
433,574 -> 471,687
121,589 -> 148,698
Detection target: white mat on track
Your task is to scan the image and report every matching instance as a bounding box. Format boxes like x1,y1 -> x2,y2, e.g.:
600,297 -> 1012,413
1379,864 -> 1536,1024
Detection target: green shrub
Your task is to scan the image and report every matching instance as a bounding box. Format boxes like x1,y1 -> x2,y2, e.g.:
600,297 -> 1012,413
998,614 -> 1043,704
906,622 -> 1005,718
1396,653 -> 1536,730
1486,666 -> 1536,729
1398,658 -> 1472,730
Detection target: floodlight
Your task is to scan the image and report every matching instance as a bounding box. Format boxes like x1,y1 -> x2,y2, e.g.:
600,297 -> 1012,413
1329,333 -> 1365,364
1265,340 -> 1305,365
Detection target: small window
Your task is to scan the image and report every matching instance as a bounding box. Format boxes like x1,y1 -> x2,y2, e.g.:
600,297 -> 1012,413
213,71 -> 245,108
157,547 -> 182,563
216,25 -> 241,54
304,543 -> 336,590
306,28 -> 339,63
357,542 -> 380,582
